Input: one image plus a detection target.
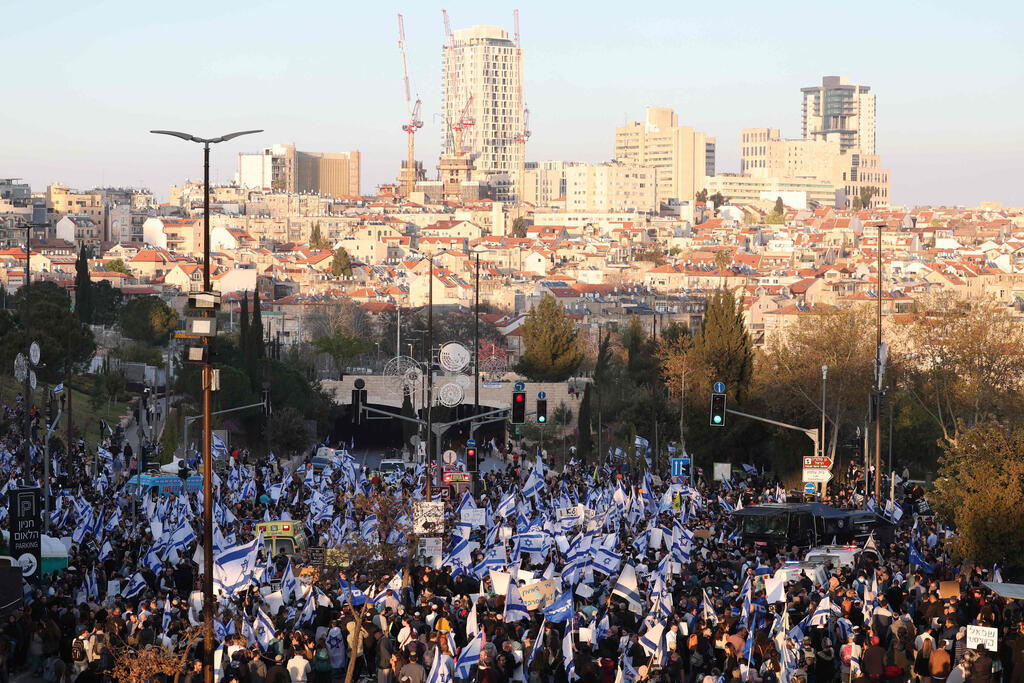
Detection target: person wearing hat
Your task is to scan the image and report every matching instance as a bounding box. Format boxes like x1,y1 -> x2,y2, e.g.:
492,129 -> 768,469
265,654 -> 291,683
399,649 -> 427,683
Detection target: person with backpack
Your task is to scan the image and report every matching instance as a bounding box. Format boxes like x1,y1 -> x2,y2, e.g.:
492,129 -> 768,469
312,636 -> 332,683
71,627 -> 93,678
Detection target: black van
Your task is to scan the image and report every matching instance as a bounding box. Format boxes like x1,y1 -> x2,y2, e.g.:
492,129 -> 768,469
732,503 -> 894,552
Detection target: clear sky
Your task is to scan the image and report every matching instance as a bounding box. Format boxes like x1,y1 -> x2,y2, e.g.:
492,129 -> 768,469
2,0 -> 1022,207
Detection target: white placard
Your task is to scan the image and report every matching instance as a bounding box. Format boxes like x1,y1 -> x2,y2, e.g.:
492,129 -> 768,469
461,508 -> 486,527
802,468 -> 833,483
966,625 -> 997,651
413,501 -> 445,535
489,570 -> 511,596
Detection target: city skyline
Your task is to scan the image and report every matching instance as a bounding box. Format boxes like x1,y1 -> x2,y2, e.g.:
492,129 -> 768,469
3,0 -> 1022,206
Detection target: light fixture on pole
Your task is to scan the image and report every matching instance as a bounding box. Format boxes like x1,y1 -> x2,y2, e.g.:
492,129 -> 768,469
150,128 -> 261,683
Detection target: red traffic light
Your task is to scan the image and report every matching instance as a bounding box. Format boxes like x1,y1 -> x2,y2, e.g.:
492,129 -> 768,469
514,393 -> 525,403
467,447 -> 476,458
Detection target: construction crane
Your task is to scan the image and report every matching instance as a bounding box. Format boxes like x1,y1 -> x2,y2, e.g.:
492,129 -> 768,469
398,13 -> 423,198
513,9 -> 530,205
443,9 -> 474,155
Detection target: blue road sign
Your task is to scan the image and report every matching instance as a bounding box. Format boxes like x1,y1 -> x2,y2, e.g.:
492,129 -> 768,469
538,390 -> 546,399
803,482 -> 816,495
713,381 -> 726,393
467,438 -> 476,448
671,458 -> 688,479
514,381 -> 525,391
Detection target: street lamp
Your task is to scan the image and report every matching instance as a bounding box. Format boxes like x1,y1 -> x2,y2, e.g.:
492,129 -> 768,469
150,128 -> 261,683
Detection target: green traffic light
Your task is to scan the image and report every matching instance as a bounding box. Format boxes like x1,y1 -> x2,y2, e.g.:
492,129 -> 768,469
713,415 -> 722,424
538,416 -> 546,423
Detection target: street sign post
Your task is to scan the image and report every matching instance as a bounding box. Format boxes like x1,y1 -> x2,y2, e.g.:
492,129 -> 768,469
670,457 -> 688,483
713,381 -> 725,393
803,482 -> 816,496
803,456 -> 834,469
10,488 -> 41,582
802,468 -> 833,483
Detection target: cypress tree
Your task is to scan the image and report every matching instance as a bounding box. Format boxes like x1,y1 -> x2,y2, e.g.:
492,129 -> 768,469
239,290 -> 250,360
74,245 -> 93,323
578,383 -> 593,462
250,287 -> 265,360
690,288 -> 754,402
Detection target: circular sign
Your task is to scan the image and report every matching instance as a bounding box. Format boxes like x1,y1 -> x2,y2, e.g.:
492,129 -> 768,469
514,381 -> 525,391
437,382 -> 465,407
538,391 -> 547,399
442,450 -> 458,465
713,381 -> 725,393
438,342 -> 471,372
29,341 -> 40,366
803,482 -> 816,496
17,553 -> 37,577
13,353 -> 27,383
29,370 -> 37,391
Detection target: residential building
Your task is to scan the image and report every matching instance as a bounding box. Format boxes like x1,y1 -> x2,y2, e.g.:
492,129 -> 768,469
235,144 -> 360,197
55,216 -> 101,249
801,76 -> 875,155
46,184 -> 108,238
523,161 -> 585,206
704,174 -> 839,208
614,107 -> 714,206
564,162 -> 657,212
441,24 -> 523,201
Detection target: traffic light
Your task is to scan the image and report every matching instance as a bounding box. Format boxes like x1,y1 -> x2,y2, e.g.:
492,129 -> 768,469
536,398 -> 547,424
710,392 -> 727,427
466,445 -> 477,462
351,389 -> 367,424
511,391 -> 526,424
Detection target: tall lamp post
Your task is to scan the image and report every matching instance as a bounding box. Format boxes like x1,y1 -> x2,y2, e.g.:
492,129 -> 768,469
150,128 -> 261,683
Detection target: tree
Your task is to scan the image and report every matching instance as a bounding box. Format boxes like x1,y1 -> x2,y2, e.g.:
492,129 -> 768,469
687,289 -> 754,402
0,282 -> 96,383
106,258 -> 131,275
758,305 -> 876,458
517,294 -> 583,382
238,290 -> 250,360
901,293 -> 1024,445
310,222 -> 331,250
332,246 -> 353,277
313,330 -> 373,379
709,191 -> 727,209
766,211 -> 785,225
120,295 -> 178,345
74,245 -> 93,323
577,383 -> 594,459
695,189 -> 708,203
774,196 -> 784,214
510,217 -> 527,238
859,186 -> 878,209
266,406 -> 311,457
91,280 -> 123,326
928,421 -> 1024,569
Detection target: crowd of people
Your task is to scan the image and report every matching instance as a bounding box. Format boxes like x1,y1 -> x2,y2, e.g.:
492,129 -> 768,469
1,401 -> 1022,683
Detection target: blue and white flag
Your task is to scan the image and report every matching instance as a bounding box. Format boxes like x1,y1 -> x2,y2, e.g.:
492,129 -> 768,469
122,572 -> 148,600
53,382 -> 64,395
162,598 -> 172,631
809,596 -> 832,627
504,581 -> 530,622
544,591 -> 574,623
639,621 -> 664,658
908,541 -> 934,573
213,532 -> 263,596
426,644 -> 453,683
296,590 -> 316,626
454,631 -> 482,678
591,547 -> 621,575
253,607 -> 276,651
212,433 -> 229,458
611,564 -> 643,614
281,560 -> 299,603
562,626 -> 576,680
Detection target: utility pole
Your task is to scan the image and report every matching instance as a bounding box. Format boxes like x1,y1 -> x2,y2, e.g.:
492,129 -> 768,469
875,222 -> 883,501
473,254 -> 480,418
425,256 -> 433,502
22,223 -> 32,475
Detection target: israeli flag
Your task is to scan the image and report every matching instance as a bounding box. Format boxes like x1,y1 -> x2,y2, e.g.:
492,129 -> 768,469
122,572 -> 148,600
562,626 -> 576,681
426,644 -> 453,683
338,579 -> 367,607
253,607 -> 276,651
809,596 -> 831,626
592,547 -> 622,575
281,560 -> 299,603
908,541 -> 934,573
639,621 -> 664,657
504,581 -> 531,622
544,590 -> 574,623
213,532 -> 263,597
53,382 -> 64,395
296,590 -> 316,627
606,564 -> 641,614
98,540 -> 113,562
702,589 -> 718,625
454,631 -> 482,678
212,433 -> 229,458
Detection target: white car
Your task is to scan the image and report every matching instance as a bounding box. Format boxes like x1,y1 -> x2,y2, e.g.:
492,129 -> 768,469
805,544 -> 862,569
